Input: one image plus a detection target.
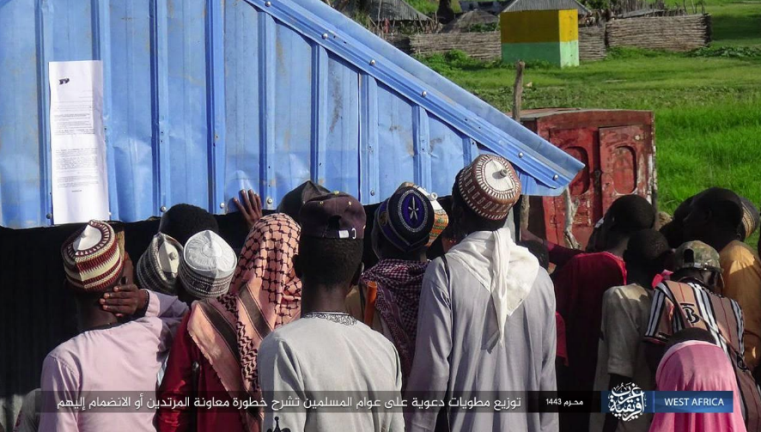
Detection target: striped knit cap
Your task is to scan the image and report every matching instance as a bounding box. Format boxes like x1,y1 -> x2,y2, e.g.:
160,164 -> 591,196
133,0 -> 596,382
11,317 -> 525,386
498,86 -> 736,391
457,154 -> 521,220
137,233 -> 183,295
179,230 -> 237,299
61,221 -> 124,292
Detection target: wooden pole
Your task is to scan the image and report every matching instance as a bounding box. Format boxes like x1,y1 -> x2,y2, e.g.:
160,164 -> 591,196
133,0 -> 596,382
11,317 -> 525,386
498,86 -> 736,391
513,60 -> 529,234
512,60 -> 525,122
563,188 -> 581,249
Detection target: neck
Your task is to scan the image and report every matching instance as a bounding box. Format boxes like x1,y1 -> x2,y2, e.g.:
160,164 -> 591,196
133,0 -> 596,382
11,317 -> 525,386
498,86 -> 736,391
76,297 -> 118,332
703,229 -> 736,253
301,284 -> 350,315
604,238 -> 628,258
627,267 -> 655,288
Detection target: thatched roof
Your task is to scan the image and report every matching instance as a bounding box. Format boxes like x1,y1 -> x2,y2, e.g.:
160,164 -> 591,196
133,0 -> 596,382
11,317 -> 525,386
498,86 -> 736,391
459,1 -> 509,14
442,10 -> 499,32
502,0 -> 590,15
336,0 -> 431,22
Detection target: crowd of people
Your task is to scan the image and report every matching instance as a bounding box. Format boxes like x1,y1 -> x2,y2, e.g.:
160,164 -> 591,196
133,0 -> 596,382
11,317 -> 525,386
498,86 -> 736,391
12,153 -> 761,432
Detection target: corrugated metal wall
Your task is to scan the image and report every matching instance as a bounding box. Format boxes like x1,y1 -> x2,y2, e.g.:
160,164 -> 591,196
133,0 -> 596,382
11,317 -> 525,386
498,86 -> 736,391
0,0 -> 585,426
0,0 -> 582,229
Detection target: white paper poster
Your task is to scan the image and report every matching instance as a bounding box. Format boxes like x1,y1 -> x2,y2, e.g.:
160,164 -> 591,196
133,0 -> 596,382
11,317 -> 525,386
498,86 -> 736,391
49,60 -> 109,224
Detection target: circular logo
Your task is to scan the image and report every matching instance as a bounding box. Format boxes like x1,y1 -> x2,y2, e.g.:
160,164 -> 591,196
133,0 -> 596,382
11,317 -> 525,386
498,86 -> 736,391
608,382 -> 646,422
399,190 -> 428,232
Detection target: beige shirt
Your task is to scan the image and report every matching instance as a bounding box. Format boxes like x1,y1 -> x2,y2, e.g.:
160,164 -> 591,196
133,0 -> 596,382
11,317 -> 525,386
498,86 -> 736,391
720,240 -> 761,371
590,284 -> 654,432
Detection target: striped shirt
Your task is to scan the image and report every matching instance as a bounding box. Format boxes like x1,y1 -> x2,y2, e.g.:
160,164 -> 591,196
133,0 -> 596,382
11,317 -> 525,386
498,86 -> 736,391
645,279 -> 761,431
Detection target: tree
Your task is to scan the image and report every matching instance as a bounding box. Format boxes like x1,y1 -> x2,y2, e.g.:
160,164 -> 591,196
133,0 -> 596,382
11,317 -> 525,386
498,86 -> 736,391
437,0 -> 455,23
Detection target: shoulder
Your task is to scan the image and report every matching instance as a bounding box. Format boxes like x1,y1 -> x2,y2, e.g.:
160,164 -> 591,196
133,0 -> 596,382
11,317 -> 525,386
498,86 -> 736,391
657,280 -> 703,302
265,318 -> 309,343
721,241 -> 758,265
45,333 -> 89,365
259,325 -> 299,363
571,251 -> 620,264
422,257 -> 451,293
561,252 -> 623,275
532,267 -> 553,293
424,257 -> 448,279
524,267 -> 555,312
605,284 -> 646,301
42,340 -> 81,380
356,320 -> 398,353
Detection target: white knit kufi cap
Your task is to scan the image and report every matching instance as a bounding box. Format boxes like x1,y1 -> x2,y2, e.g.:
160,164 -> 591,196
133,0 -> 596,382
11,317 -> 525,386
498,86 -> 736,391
178,230 -> 237,299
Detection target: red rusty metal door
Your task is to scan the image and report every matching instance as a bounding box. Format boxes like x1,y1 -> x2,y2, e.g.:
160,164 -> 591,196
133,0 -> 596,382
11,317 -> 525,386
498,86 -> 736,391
542,127 -> 603,248
599,125 -> 652,211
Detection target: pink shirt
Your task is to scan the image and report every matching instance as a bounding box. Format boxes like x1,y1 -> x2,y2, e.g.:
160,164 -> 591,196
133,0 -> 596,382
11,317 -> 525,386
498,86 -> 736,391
39,292 -> 188,432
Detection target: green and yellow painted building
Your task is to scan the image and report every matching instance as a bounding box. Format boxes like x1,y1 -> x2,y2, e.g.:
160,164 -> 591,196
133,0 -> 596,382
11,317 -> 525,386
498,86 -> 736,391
500,9 -> 579,68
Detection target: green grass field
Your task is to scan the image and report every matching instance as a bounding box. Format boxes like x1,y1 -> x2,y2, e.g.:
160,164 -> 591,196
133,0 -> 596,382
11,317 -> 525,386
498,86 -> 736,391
419,1 -> 761,226
708,3 -> 761,46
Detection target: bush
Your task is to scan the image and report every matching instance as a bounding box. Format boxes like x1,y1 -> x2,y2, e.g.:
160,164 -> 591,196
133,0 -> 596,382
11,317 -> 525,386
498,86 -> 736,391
689,46 -> 761,58
467,23 -> 499,32
420,50 -> 558,73
606,47 -> 676,59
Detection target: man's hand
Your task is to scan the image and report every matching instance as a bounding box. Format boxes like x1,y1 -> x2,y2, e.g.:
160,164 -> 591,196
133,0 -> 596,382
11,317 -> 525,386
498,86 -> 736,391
100,282 -> 149,318
233,189 -> 263,232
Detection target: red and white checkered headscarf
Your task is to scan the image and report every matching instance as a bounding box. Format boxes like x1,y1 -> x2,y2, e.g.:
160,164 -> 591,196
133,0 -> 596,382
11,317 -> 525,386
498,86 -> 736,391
187,213 -> 301,430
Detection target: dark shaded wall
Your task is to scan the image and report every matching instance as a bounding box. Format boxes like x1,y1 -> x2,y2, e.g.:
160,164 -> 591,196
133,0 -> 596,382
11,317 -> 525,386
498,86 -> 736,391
0,203 -> 401,427
0,211 -> 248,428
0,197 -> 460,428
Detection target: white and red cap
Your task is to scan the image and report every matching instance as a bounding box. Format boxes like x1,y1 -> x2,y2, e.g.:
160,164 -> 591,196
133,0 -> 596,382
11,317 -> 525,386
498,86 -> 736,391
61,221 -> 124,292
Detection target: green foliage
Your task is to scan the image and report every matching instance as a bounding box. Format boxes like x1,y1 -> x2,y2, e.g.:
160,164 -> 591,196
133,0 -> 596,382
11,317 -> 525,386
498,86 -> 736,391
419,50 -> 556,74
406,0 -> 460,16
352,10 -> 372,28
418,53 -> 761,222
452,0 -> 462,14
406,0 -> 439,15
606,47 -> 678,59
580,0 -> 610,10
466,23 -> 499,32
707,3 -> 761,46
689,46 -> 761,58
416,0 -> 761,227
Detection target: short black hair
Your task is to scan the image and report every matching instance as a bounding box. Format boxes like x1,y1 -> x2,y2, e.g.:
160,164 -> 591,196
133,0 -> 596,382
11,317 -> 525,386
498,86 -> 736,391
161,204 -> 220,246
665,327 -> 716,353
518,240 -> 549,270
299,237 -> 363,286
606,195 -> 655,234
451,175 -> 506,232
673,196 -> 695,224
660,221 -> 684,249
693,188 -> 743,229
624,229 -> 670,269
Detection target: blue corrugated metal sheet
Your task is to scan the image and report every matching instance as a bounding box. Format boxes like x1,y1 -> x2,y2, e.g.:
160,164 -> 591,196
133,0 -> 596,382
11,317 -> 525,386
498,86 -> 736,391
0,0 -> 583,229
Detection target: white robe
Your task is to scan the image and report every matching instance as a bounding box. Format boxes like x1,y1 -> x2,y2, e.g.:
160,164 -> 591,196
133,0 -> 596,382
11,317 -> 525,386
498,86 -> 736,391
406,230 -> 558,432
